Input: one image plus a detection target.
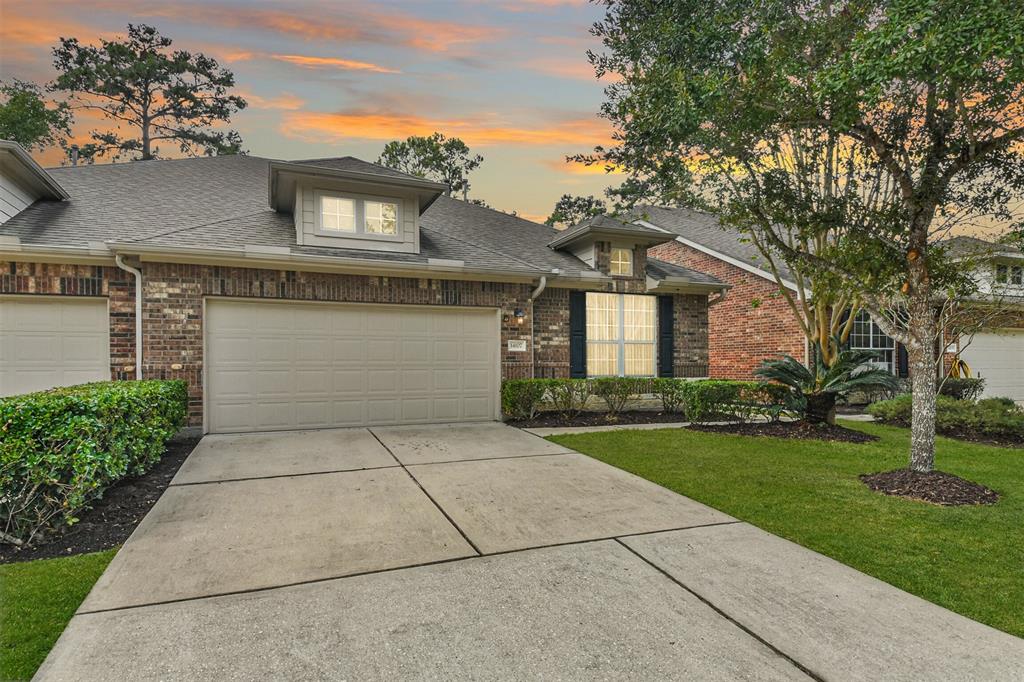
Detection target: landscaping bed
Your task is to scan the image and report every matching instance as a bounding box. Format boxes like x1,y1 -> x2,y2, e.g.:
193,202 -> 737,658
0,437 -> 199,564
508,410 -> 689,428
868,395 -> 1024,448
688,420 -> 878,443
860,469 -> 1000,506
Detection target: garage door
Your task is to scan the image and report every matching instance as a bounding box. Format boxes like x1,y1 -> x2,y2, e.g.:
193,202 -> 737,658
0,296 -> 110,397
205,299 -> 499,433
960,329 -> 1024,403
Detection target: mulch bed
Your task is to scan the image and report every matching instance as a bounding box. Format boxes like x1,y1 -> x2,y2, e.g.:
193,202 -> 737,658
508,410 -> 690,428
860,469 -> 1000,506
688,420 -> 879,443
0,437 -> 201,564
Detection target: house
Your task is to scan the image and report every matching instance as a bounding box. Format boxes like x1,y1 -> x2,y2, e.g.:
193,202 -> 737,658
635,205 -> 1024,402
0,141 -> 726,433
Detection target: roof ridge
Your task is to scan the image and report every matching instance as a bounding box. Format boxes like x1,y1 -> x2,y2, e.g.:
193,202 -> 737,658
420,224 -> 551,273
45,153 -> 269,172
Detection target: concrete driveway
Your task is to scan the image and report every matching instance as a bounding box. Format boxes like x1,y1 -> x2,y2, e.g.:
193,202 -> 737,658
37,423 -> 1024,681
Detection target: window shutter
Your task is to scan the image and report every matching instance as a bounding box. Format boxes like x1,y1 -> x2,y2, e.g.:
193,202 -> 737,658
569,291 -> 587,378
658,295 -> 674,377
896,343 -> 909,378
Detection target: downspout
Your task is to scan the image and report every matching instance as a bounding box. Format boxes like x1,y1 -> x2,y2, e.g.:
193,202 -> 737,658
114,254 -> 143,379
707,286 -> 728,306
528,276 -> 547,378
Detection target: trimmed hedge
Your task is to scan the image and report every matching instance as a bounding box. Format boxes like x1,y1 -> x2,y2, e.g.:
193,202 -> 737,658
938,378 -> 986,402
868,394 -> 1024,442
0,380 -> 188,546
501,377 -> 794,424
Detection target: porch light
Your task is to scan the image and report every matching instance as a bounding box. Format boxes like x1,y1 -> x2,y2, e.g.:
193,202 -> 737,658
514,308 -> 526,324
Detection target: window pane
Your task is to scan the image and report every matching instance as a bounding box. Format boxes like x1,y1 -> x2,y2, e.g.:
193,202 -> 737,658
623,295 -> 655,342
365,201 -> 398,234
586,292 -> 620,341
624,343 -> 655,376
321,196 -> 355,232
381,202 -> 397,234
610,248 -> 632,276
587,343 -> 618,376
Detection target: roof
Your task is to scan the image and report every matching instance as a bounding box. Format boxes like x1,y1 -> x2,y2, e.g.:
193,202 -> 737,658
943,235 -> 1023,259
646,257 -> 725,286
632,205 -> 795,282
0,153 -> 723,288
0,140 -> 68,200
548,213 -> 672,249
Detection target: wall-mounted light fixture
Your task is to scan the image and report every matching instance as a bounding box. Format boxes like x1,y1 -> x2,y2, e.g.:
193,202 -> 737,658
514,308 -> 526,324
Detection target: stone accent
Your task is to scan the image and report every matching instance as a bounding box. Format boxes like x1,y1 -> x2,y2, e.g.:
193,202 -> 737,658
648,240 -> 805,379
3,259 -> 711,426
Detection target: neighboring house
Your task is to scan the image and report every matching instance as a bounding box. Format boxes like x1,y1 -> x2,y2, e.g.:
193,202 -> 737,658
636,205 -> 1024,401
0,141 -> 726,433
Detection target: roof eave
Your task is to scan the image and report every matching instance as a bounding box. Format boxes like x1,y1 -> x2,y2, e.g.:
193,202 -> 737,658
549,226 -> 673,250
0,141 -> 69,200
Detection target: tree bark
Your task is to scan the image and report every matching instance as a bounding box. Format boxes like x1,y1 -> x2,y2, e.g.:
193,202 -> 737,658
906,259 -> 937,472
805,393 -> 837,425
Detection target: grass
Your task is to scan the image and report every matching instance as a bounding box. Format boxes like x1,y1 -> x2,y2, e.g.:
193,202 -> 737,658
0,549 -> 116,681
549,420 -> 1024,638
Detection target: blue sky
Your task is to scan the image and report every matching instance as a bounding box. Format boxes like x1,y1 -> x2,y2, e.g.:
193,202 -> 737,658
1,0 -> 625,221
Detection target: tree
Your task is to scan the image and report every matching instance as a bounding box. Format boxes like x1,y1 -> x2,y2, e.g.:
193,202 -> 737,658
0,80 -> 72,151
545,194 -> 607,227
377,133 -> 483,201
51,24 -> 246,160
582,0 -> 1024,473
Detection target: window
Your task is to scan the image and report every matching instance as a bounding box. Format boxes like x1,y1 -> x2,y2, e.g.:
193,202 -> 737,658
995,264 -> 1023,287
320,196 -> 356,233
585,292 -> 656,376
610,247 -> 633,276
317,193 -> 399,237
848,311 -> 896,374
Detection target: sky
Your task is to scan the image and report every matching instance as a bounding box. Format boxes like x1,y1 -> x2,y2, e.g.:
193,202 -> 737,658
0,0 -> 623,223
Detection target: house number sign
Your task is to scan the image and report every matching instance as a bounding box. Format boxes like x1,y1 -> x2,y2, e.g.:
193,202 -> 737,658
507,339 -> 528,352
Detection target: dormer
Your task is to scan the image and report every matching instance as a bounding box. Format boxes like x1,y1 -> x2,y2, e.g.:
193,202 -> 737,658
0,140 -> 68,225
269,157 -> 447,254
548,214 -> 673,280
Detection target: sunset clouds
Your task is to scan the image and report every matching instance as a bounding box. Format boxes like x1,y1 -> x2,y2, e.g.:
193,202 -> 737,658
0,0 -> 618,217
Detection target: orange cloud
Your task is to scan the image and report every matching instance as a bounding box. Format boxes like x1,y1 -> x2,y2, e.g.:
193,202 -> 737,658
237,90 -> 306,111
270,54 -> 399,74
282,110 -> 613,147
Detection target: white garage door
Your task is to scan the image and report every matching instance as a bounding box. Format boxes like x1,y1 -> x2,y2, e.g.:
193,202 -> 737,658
205,299 -> 499,433
960,329 -> 1024,402
0,296 -> 110,397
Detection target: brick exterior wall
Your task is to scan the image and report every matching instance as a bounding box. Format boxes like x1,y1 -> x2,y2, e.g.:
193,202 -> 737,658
3,259 -> 709,427
648,240 -> 805,379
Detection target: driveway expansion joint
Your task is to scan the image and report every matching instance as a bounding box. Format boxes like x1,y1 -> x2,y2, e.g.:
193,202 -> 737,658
613,537 -> 825,682
167,463 -> 401,487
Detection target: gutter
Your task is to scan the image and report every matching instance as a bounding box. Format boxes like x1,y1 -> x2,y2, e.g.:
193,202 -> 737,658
114,254 -> 143,379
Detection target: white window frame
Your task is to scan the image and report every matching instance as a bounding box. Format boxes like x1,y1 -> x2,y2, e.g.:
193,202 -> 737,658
585,292 -> 657,377
849,310 -> 896,374
609,247 -> 634,276
314,190 -> 402,241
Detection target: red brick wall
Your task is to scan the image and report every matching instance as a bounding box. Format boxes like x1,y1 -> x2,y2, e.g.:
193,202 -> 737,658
648,241 -> 805,379
4,259 -> 710,426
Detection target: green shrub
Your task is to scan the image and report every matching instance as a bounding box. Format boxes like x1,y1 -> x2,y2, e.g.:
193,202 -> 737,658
938,378 -> 986,402
592,377 -> 647,417
868,394 -> 1024,441
0,380 -> 188,546
501,379 -> 550,420
653,378 -> 687,413
547,379 -> 592,418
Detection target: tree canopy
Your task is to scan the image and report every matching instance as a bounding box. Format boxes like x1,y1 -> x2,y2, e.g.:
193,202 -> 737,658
544,194 -> 607,227
51,24 -> 247,160
583,0 -> 1024,472
0,80 -> 72,152
377,133 -> 483,201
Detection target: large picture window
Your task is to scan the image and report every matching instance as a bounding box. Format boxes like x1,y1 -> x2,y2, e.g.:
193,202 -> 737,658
849,311 -> 896,374
585,292 -> 657,376
317,192 -> 399,237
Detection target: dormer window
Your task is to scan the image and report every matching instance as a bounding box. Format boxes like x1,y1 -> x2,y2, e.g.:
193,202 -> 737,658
610,247 -> 633,276
316,191 -> 400,238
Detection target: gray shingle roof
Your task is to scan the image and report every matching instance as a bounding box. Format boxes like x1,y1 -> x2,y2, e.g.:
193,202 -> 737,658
943,235 -> 1022,258
1,154 -> 720,286
646,258 -> 724,286
633,205 -> 795,281
549,213 -> 670,248
289,156 -> 439,184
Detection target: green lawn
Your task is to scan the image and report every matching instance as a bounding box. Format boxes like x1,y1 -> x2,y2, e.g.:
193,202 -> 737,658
549,421 -> 1024,638
0,549 -> 116,681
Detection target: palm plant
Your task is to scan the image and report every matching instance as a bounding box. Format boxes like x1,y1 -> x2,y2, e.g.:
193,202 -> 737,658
756,347 -> 902,425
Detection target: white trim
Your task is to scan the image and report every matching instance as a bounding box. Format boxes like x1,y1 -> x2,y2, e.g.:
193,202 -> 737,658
633,219 -> 799,291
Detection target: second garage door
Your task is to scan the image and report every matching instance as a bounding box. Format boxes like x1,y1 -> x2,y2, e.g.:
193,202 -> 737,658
960,329 -> 1024,403
205,299 -> 499,433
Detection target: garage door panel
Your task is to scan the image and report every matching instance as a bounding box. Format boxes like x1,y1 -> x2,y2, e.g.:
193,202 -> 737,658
206,300 -> 497,432
0,298 -> 109,397
961,329 -> 1024,402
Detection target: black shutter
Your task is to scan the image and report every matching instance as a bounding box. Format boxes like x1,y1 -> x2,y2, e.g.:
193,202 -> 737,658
569,290 -> 587,378
896,343 -> 909,378
658,295 -> 675,377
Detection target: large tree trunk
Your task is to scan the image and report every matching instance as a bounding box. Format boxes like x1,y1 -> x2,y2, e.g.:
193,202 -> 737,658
805,393 -> 837,425
906,268 -> 937,472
